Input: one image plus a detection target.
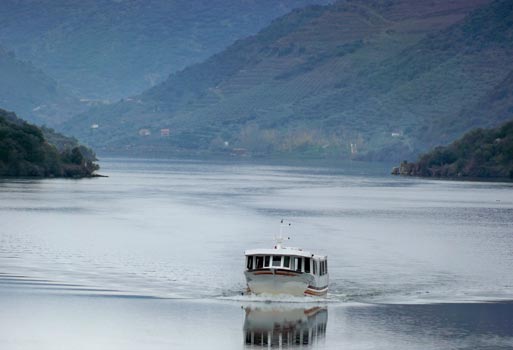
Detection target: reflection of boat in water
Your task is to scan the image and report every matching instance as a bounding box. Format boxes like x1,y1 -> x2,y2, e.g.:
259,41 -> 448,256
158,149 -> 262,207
244,221 -> 329,296
243,306 -> 328,348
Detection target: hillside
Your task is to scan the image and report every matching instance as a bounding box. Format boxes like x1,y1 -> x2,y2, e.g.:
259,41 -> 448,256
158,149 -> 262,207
65,0 -> 511,160
0,0 -> 330,100
396,121 -> 513,179
0,109 -> 98,177
442,70 -> 513,140
361,0 -> 513,159
0,46 -> 81,126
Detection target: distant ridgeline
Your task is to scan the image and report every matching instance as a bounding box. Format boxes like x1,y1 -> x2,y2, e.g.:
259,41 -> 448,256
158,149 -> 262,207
0,109 -> 99,177
62,0 -> 513,161
393,121 -> 513,180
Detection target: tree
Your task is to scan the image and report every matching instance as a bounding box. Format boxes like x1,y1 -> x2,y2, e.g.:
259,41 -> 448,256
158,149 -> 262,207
70,147 -> 84,165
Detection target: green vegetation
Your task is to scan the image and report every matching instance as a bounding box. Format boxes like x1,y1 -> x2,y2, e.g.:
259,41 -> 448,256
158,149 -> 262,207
0,109 -> 99,177
64,0 -> 513,161
398,121 -> 513,179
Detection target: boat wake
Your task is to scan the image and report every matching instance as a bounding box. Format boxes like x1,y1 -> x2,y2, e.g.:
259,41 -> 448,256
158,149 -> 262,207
217,291 -> 342,305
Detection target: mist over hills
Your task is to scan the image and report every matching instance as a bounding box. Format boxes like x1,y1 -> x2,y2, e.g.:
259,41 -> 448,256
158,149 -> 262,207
64,0 -> 513,161
0,0 -> 330,100
0,46 -> 81,126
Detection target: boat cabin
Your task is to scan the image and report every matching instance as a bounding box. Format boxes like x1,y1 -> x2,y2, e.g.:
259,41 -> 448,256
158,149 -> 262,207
245,248 -> 328,277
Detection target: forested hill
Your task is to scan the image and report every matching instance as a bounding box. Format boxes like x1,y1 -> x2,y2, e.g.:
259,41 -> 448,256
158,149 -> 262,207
0,46 -> 81,126
396,121 -> 513,180
64,0 -> 513,161
0,109 -> 98,177
0,0 -> 330,100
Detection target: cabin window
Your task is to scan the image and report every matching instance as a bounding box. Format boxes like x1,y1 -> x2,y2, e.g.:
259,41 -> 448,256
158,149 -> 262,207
320,261 -> 324,275
313,260 -> 317,275
283,256 -> 290,268
272,255 -> 281,267
296,258 -> 302,272
290,257 -> 295,270
319,260 -> 327,275
255,256 -> 264,269
247,256 -> 253,270
264,256 -> 270,267
304,258 -> 311,273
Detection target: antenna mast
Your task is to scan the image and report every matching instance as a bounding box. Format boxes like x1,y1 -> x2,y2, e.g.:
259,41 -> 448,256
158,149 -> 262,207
275,219 -> 291,249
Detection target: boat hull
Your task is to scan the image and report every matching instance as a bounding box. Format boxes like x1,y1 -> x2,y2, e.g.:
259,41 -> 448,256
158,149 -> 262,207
245,269 -> 325,296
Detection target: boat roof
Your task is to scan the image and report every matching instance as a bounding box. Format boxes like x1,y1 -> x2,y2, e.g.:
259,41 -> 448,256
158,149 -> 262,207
245,247 -> 327,259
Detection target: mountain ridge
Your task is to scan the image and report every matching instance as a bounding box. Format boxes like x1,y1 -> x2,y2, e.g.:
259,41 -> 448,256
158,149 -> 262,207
0,0 -> 331,99
0,46 -> 82,126
65,0 -> 509,161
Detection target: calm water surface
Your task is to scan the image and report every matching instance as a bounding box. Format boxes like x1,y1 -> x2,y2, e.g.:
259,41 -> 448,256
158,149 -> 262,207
1,158 -> 512,349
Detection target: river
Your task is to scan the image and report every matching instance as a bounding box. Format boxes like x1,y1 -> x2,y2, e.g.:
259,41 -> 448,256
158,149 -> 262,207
1,158 -> 512,349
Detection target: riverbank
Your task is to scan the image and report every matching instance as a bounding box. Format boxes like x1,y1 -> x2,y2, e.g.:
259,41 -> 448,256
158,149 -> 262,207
0,109 -> 99,178
392,121 -> 513,181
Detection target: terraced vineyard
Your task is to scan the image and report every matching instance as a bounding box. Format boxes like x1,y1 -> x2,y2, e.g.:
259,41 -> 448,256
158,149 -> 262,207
65,0 -> 513,161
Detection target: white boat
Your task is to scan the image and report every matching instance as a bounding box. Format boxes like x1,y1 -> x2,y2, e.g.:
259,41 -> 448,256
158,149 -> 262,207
244,222 -> 329,297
